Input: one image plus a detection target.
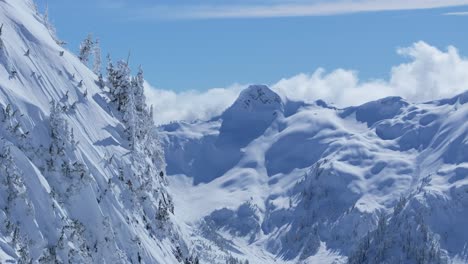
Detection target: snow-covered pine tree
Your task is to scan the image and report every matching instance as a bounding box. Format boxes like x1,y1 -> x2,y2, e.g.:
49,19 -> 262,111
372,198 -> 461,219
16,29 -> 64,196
0,104 -> 30,149
42,4 -> 53,35
106,58 -> 131,113
93,38 -> 102,75
126,66 -> 146,149
127,66 -> 165,172
47,100 -> 90,199
0,146 -> 28,216
97,73 -> 105,90
348,202 -> 446,264
40,3 -> 64,46
78,34 -> 94,65
49,100 -> 71,157
105,58 -> 173,235
133,67 -> 146,114
0,144 -> 34,263
131,67 -> 163,162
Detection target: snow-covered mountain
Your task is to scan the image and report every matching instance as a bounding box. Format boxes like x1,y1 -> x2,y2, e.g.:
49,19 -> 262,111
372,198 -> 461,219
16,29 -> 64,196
0,0 -> 195,263
161,84 -> 468,263
1,0 -> 468,264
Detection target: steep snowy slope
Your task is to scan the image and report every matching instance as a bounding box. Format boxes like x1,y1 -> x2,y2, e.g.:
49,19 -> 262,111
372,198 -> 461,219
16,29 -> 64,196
161,85 -> 468,263
0,0 -> 192,263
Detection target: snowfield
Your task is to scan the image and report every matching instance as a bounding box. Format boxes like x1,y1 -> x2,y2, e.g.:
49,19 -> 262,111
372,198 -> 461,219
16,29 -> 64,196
0,0 -> 467,263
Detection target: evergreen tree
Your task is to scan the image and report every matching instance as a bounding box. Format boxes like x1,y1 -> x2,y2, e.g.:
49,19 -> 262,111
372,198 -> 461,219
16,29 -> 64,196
93,38 -> 102,75
128,67 -> 165,168
0,146 -> 27,212
106,58 -> 131,113
133,67 -> 146,113
97,73 -> 105,89
105,56 -> 174,242
42,4 -> 53,34
41,4 -> 63,45
0,144 -> 34,263
79,34 -> 94,65
46,100 -> 90,201
49,100 -> 74,157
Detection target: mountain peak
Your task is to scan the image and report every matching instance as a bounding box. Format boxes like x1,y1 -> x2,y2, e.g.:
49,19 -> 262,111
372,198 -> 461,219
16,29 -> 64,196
218,85 -> 283,147
228,84 -> 283,113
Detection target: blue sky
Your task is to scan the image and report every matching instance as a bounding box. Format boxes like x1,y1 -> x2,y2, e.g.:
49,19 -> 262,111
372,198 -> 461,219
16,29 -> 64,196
36,0 -> 468,92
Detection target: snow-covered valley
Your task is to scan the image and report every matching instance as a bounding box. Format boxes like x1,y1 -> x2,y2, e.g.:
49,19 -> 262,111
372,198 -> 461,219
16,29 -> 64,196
0,0 -> 467,263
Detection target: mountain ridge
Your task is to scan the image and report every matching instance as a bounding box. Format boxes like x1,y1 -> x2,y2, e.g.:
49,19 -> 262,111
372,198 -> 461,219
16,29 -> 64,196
162,84 -> 468,263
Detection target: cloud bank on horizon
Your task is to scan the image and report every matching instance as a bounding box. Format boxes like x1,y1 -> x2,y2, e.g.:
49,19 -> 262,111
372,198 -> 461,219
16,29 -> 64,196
146,42 -> 468,125
132,0 -> 468,20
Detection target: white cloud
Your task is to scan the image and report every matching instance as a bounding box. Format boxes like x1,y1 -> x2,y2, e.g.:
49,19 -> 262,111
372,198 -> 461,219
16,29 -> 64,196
145,83 -> 244,125
147,42 -> 468,125
135,0 -> 468,20
443,11 -> 468,15
274,42 -> 468,105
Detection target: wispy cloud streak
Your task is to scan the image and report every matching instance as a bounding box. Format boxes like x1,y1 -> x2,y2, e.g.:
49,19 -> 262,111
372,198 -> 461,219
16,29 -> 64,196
133,0 -> 468,20
444,11 -> 468,15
